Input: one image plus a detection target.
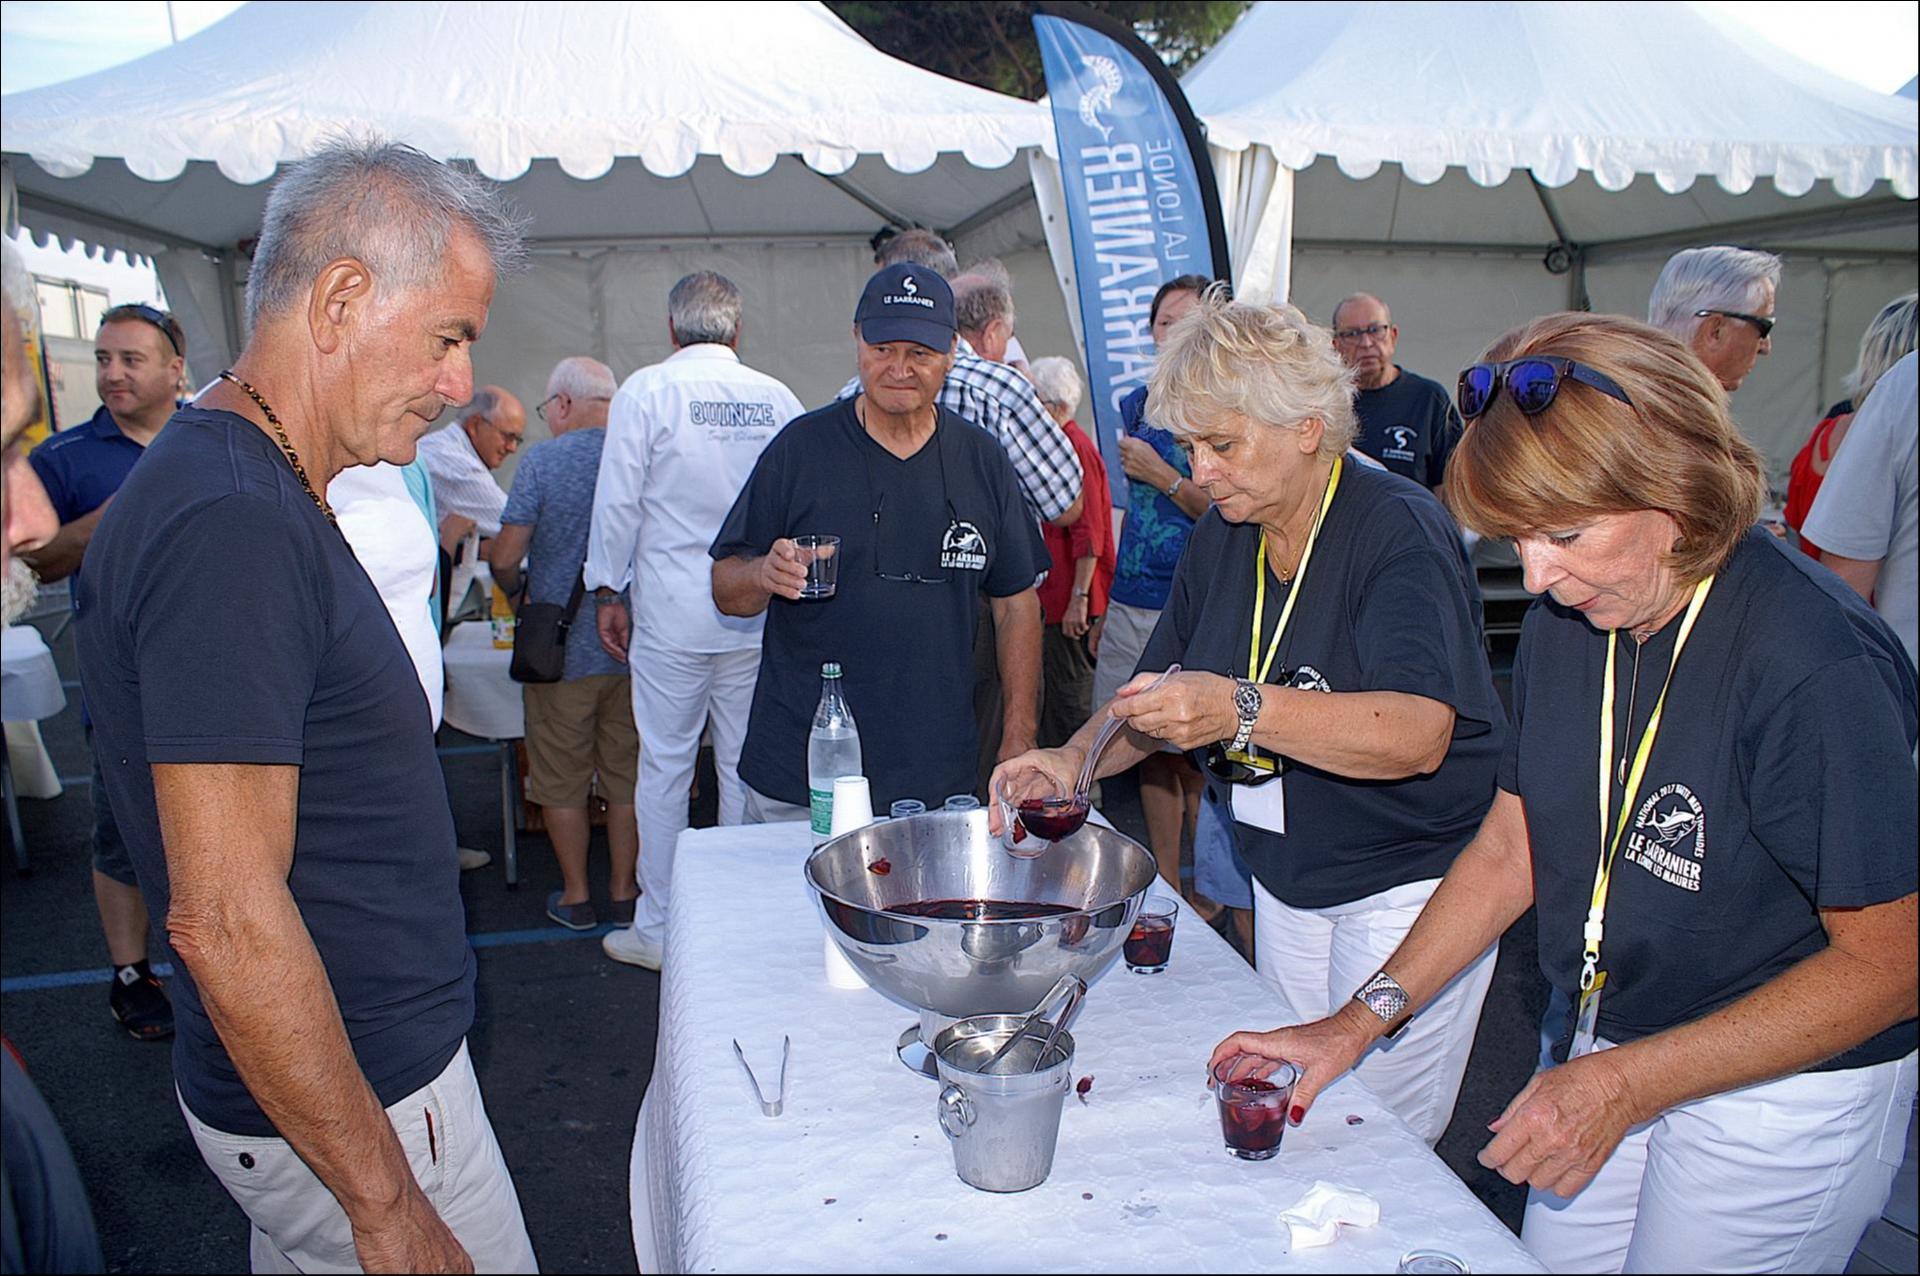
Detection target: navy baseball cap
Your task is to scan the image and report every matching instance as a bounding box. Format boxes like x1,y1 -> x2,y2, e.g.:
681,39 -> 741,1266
854,263 -> 956,351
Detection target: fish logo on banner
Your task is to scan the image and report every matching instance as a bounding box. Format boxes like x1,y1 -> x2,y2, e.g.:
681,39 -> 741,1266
1033,3 -> 1231,513
1077,54 -> 1122,139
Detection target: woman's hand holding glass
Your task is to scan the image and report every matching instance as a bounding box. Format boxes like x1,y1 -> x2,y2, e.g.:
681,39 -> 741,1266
984,747 -> 1084,837
1206,1010 -> 1379,1129
1106,669 -> 1238,751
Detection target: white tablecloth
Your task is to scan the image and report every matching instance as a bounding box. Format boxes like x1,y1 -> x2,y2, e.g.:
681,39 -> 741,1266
630,822 -> 1545,1274
441,621 -> 521,740
2,624 -> 65,722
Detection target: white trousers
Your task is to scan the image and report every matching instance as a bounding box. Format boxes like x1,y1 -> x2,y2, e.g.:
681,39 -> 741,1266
625,644 -> 758,948
743,785 -> 811,825
181,1041 -> 538,1274
1253,875 -> 1497,1144
1523,1043 -> 1916,1274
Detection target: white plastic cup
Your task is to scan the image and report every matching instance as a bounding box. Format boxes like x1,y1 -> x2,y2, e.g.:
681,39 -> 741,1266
823,933 -> 867,989
829,776 -> 874,836
824,775 -> 875,989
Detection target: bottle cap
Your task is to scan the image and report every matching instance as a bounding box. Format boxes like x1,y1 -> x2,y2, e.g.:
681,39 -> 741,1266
822,661 -> 842,678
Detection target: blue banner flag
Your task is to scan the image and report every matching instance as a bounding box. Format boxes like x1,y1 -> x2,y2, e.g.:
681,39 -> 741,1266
1032,2 -> 1231,510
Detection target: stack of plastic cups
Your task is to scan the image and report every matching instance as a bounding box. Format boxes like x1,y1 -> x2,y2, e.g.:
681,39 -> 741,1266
823,776 -> 875,989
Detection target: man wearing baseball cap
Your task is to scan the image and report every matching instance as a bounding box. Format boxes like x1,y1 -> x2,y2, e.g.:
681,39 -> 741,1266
711,264 -> 1045,815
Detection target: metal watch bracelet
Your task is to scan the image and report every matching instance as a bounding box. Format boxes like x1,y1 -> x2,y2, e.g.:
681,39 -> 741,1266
1353,970 -> 1412,1039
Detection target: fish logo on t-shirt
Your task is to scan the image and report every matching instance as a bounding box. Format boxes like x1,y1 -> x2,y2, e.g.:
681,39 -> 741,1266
1381,426 -> 1417,463
1623,783 -> 1707,892
940,521 -> 988,571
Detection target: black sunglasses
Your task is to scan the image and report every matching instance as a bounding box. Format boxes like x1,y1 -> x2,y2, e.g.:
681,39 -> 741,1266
1457,356 -> 1634,421
1694,308 -> 1776,339
1203,743 -> 1281,786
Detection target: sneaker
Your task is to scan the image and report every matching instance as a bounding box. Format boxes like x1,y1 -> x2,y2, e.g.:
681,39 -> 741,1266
545,890 -> 597,931
602,925 -> 663,971
605,897 -> 637,926
457,846 -> 492,871
109,966 -> 174,1041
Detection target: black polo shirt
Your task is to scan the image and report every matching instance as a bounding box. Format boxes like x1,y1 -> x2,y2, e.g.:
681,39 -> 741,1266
1502,529 -> 1918,1068
712,399 -> 1043,810
1353,368 -> 1460,490
1138,461 -> 1504,907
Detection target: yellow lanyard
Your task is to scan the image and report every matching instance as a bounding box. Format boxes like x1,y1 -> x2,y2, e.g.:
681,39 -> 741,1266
1248,457 -> 1343,682
1581,575 -> 1715,992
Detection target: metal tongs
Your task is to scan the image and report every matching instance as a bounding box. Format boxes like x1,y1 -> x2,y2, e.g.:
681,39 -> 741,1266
980,975 -> 1087,1075
732,1035 -> 790,1117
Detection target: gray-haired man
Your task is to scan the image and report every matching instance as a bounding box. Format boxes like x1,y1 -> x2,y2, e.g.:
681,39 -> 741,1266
1648,245 -> 1781,392
75,138 -> 537,1273
586,271 -> 802,971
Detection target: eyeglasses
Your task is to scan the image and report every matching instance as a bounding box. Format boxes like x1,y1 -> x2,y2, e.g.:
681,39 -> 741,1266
534,391 -> 612,424
1203,743 -> 1281,786
871,491 -> 955,584
1694,309 -> 1776,339
1457,356 -> 1634,420
102,303 -> 183,357
863,422 -> 956,585
1332,322 -> 1393,343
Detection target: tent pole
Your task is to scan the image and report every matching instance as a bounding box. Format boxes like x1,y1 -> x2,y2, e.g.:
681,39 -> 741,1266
809,171 -> 920,232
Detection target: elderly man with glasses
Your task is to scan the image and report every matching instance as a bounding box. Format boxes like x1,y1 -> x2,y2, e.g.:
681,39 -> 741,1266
416,383 -> 525,613
1647,245 -> 1781,393
712,264 -> 1044,823
1329,293 -> 1463,494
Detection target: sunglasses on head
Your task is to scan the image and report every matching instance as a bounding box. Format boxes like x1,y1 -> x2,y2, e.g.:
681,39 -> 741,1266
104,303 -> 183,357
1457,356 -> 1634,421
1694,308 -> 1775,338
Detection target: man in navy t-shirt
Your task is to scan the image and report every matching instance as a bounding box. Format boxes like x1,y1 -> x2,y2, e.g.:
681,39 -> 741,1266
25,303 -> 186,1041
713,264 -> 1044,815
75,139 -> 536,1273
1330,293 -> 1462,491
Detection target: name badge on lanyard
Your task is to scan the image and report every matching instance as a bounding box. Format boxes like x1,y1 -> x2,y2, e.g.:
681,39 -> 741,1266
1222,459 -> 1343,837
1570,575 -> 1714,1060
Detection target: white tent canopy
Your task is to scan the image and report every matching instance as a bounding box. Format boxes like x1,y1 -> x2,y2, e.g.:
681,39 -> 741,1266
1,0 -> 1051,418
1140,0 -> 1919,479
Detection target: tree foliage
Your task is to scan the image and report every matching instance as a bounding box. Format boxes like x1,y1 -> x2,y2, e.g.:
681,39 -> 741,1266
826,2 -> 1250,99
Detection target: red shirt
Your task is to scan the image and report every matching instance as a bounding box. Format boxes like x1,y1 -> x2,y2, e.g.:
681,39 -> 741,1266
1037,420 -> 1115,626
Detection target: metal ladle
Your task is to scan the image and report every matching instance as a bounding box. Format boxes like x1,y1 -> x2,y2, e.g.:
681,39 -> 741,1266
997,665 -> 1182,857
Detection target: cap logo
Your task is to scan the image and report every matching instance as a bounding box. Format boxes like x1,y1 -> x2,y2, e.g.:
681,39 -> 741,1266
902,276 -> 919,296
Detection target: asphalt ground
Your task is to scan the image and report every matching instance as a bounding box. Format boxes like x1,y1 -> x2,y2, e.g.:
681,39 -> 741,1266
2,608 -> 1544,1272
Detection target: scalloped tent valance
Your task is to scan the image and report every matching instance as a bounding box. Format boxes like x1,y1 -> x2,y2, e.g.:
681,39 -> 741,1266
0,0 -> 1051,253
1185,1 -> 1917,200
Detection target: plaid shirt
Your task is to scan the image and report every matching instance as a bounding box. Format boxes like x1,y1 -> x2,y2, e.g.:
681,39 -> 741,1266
838,337 -> 1082,523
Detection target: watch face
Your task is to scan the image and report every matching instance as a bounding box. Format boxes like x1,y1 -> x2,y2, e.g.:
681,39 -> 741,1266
1234,682 -> 1262,717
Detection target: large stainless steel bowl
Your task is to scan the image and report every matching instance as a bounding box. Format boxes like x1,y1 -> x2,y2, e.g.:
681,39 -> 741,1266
805,809 -> 1157,1031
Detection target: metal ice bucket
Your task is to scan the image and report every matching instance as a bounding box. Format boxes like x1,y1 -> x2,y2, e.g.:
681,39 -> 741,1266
933,1015 -> 1076,1193
804,809 -> 1156,1072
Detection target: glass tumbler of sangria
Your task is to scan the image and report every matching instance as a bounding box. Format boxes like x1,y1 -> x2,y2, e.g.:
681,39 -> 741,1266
1210,1056 -> 1299,1161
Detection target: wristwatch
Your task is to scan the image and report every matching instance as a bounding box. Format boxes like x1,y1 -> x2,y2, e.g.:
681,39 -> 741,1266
592,588 -> 622,608
1164,476 -> 1184,498
1353,971 -> 1412,1038
1230,677 -> 1262,752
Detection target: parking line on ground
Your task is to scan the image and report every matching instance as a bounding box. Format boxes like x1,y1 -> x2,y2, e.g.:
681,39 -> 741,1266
1,924 -> 619,994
